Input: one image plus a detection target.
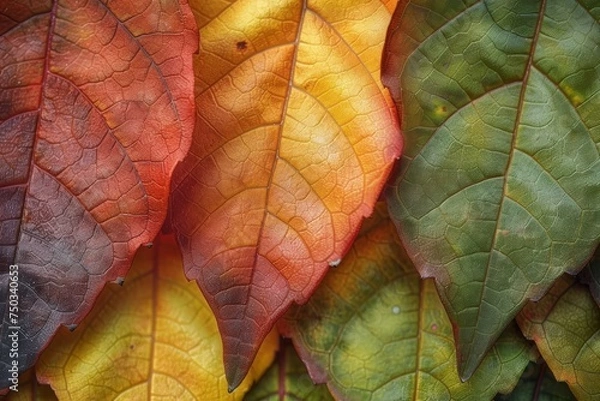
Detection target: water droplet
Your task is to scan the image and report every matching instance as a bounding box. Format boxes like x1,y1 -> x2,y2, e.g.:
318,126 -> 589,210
329,258 -> 342,267
391,306 -> 401,315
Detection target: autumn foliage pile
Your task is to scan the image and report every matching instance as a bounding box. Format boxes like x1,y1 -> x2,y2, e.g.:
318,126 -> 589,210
1,0 -> 599,400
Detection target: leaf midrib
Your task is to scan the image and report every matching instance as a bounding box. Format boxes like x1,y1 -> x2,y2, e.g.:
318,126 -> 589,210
467,0 -> 549,377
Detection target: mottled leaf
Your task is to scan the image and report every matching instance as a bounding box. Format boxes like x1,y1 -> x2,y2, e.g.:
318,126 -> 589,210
494,362 -> 576,401
281,203 -> 532,400
383,0 -> 600,380
244,338 -> 334,401
35,234 -> 278,400
0,0 -> 197,387
171,0 -> 402,389
517,276 -> 600,400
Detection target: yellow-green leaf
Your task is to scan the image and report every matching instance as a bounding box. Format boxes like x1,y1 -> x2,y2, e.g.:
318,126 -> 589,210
244,338 -> 334,401
281,203 -> 532,400
517,276 -> 600,400
35,235 -> 278,400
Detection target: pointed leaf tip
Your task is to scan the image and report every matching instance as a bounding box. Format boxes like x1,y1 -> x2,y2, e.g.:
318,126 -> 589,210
37,235 -> 278,400
173,0 -> 401,384
384,0 -> 600,382
282,203 -> 531,400
225,362 -> 245,393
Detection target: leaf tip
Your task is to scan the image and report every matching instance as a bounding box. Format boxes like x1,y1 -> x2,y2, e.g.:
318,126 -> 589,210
65,323 -> 78,332
225,365 -> 245,394
457,347 -> 483,383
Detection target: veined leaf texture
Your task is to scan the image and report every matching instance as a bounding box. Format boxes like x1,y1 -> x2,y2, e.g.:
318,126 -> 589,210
0,0 -> 197,386
383,0 -> 600,380
171,0 -> 401,389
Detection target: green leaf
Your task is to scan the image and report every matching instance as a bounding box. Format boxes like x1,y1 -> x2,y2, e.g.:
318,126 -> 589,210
244,338 -> 334,401
383,0 -> 600,380
517,276 -> 600,400
280,203 -> 532,400
494,362 -> 576,401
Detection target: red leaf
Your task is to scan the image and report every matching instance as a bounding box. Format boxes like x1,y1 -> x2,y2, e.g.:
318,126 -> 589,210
0,0 -> 197,387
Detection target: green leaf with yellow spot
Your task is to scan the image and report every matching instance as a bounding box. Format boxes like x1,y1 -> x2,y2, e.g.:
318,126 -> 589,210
280,203 -> 533,400
517,276 -> 600,400
383,0 -> 600,380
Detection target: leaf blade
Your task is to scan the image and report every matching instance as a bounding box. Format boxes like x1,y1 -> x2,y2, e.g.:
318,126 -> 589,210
281,203 -> 532,400
36,234 -> 278,400
517,276 -> 600,401
0,0 -> 197,387
383,0 -> 600,379
244,338 -> 334,401
172,0 -> 401,389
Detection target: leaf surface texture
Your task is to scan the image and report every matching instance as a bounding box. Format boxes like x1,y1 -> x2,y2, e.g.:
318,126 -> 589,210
36,235 -> 278,400
494,362 -> 576,401
172,0 -> 402,389
517,276 -> 600,401
383,0 -> 600,379
244,338 -> 334,401
0,0 -> 197,385
281,204 -> 532,400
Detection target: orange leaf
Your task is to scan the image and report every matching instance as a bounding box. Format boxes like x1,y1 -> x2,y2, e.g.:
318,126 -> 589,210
0,0 -> 196,387
170,0 -> 401,390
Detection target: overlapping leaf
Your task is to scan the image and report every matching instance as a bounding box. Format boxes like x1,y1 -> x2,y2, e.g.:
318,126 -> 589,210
494,362 -> 576,401
383,0 -> 600,380
5,370 -> 57,401
0,0 -> 197,387
244,338 -> 334,401
517,276 -> 600,400
281,203 -> 532,400
170,0 -> 402,389
35,234 -> 278,400
580,249 -> 600,307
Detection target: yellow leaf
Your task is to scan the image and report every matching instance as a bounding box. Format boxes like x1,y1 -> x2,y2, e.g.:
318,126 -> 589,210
35,235 -> 278,400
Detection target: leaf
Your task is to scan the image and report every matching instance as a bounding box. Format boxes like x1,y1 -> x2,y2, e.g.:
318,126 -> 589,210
0,0 -> 197,387
517,275 -> 600,401
383,0 -> 600,380
580,248 -> 600,307
35,234 -> 278,400
3,369 -> 57,401
494,362 -> 576,401
244,338 -> 334,401
170,0 -> 402,389
280,203 -> 532,400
